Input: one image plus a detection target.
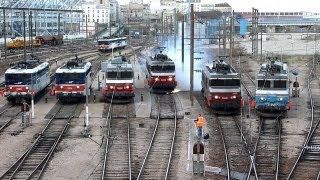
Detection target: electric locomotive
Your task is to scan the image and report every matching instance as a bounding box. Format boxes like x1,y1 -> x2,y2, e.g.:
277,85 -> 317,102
4,59 -> 50,104
54,57 -> 92,103
97,36 -> 127,53
201,56 -> 241,113
146,47 -> 177,92
254,59 -> 290,117
101,56 -> 135,103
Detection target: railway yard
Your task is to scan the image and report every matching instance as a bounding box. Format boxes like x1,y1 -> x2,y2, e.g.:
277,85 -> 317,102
0,32 -> 319,180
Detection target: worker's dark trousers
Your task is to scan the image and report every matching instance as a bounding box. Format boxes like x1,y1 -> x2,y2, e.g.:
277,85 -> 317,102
197,127 -> 203,138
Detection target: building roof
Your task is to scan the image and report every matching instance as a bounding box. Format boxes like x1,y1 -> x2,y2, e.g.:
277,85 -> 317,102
215,3 -> 231,8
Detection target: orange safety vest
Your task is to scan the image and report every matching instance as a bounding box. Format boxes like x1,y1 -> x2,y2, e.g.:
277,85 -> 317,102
196,116 -> 204,127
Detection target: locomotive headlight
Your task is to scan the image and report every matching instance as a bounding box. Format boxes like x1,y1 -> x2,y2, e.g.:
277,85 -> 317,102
9,87 -> 12,89
155,77 -> 159,81
125,85 -> 130,89
231,95 -> 237,99
278,97 -> 283,101
60,86 -> 63,89
25,87 -> 29,90
76,86 -> 80,89
110,86 -> 114,89
168,77 -> 173,81
260,97 -> 265,101
214,95 -> 219,99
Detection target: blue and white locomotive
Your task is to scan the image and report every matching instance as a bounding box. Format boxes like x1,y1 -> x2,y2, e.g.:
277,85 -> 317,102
254,59 -> 291,117
96,36 -> 127,53
4,59 -> 50,104
54,58 -> 92,103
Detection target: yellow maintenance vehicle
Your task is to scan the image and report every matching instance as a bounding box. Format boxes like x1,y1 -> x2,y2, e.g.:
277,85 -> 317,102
6,38 -> 41,49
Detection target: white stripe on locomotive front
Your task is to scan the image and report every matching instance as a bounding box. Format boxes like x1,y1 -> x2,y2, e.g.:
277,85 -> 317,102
105,79 -> 134,84
150,72 -> 175,76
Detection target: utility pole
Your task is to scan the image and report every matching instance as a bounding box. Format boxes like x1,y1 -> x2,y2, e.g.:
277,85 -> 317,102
260,26 -> 263,60
85,15 -> 88,40
29,11 -> 33,52
3,9 -> 7,61
58,13 -> 61,37
109,10 -> 112,37
229,10 -> 234,58
161,10 -> 164,45
85,76 -> 89,134
190,4 -> 194,106
252,8 -> 259,58
223,15 -> 227,56
23,11 -> 26,61
218,22 -> 221,55
182,14 -> 184,63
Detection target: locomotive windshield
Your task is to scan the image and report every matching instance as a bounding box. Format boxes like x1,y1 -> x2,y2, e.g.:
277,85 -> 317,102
209,79 -> 240,87
274,80 -> 287,89
107,71 -> 133,79
56,73 -> 85,84
5,73 -> 32,85
98,40 -> 110,45
150,65 -> 175,72
258,80 -> 287,89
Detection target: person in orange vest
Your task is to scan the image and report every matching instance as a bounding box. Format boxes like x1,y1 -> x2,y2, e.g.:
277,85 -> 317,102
194,114 -> 204,138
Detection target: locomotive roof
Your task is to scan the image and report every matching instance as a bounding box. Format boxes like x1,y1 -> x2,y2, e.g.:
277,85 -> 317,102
101,56 -> 133,72
256,60 -> 288,80
56,59 -> 91,73
202,59 -> 240,79
5,60 -> 49,74
147,46 -> 174,64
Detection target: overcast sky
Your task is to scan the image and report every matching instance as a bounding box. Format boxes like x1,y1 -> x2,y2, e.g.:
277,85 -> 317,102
118,0 -> 320,12
209,0 -> 320,12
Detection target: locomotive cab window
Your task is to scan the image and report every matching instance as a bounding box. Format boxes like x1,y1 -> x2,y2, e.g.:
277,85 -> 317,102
120,71 -> 133,79
56,73 -> 85,84
273,80 -> 287,89
107,71 -> 133,79
209,79 -> 240,86
5,73 -> 31,85
151,65 -> 175,72
258,80 -> 271,89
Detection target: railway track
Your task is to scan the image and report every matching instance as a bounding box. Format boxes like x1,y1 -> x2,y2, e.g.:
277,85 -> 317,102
216,115 -> 253,179
0,104 -> 21,133
0,103 -> 81,179
102,104 -> 132,179
137,94 -> 177,179
249,117 -> 281,179
286,57 -> 320,179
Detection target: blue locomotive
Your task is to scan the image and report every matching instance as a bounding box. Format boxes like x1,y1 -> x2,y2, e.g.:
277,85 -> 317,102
254,59 -> 291,117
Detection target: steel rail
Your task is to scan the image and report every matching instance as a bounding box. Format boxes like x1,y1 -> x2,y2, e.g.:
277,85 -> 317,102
165,95 -> 177,180
137,94 -> 177,180
0,103 -> 78,179
215,115 -> 231,180
101,104 -> 132,179
286,56 -> 319,179
127,105 -> 132,180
